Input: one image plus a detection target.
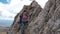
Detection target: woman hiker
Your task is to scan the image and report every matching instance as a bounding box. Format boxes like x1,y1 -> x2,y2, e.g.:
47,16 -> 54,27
18,10 -> 28,34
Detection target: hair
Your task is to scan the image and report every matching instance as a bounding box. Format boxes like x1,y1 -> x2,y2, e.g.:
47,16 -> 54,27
24,10 -> 26,12
21,10 -> 28,16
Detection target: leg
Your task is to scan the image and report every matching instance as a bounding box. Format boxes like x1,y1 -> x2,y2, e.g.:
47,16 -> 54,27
21,23 -> 27,34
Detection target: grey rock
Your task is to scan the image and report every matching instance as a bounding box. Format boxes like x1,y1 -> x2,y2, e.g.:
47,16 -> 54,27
7,0 -> 60,34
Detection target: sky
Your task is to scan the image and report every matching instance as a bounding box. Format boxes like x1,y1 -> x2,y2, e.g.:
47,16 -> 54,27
0,0 -> 48,20
0,0 -> 48,27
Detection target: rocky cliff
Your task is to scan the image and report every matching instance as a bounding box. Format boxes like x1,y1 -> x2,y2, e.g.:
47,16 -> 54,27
8,0 -> 60,34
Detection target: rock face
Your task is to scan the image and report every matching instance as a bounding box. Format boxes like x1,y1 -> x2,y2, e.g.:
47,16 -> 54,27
7,1 -> 42,34
29,0 -> 60,34
8,0 -> 60,34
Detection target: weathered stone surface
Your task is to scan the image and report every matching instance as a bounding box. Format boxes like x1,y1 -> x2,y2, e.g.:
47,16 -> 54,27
7,1 -> 42,34
8,0 -> 60,34
29,0 -> 60,34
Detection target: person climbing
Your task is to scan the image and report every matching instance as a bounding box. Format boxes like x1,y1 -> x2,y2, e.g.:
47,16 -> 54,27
18,10 -> 28,34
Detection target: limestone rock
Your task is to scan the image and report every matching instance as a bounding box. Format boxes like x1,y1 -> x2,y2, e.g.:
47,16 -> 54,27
29,0 -> 60,34
7,1 -> 42,34
8,0 -> 60,34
